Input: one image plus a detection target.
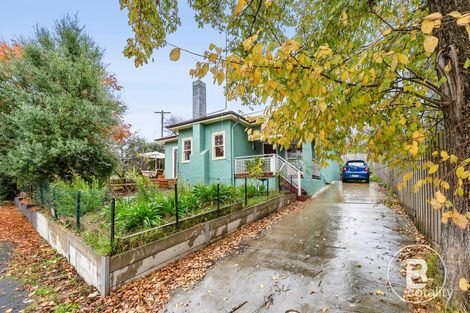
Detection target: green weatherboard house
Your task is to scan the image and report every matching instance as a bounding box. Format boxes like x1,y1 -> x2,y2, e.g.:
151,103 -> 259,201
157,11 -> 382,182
157,80 -> 339,199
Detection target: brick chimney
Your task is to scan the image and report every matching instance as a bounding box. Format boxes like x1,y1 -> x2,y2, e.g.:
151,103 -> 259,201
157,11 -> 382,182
192,80 -> 206,119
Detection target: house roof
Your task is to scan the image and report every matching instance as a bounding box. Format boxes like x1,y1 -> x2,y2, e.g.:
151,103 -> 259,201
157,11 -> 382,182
166,111 -> 252,131
155,134 -> 178,144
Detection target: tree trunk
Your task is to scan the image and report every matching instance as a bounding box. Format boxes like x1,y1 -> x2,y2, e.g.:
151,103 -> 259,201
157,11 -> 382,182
428,0 -> 470,305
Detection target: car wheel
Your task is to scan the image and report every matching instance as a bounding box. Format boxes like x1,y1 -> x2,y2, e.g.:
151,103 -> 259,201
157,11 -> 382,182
365,178 -> 370,183
342,179 -> 347,183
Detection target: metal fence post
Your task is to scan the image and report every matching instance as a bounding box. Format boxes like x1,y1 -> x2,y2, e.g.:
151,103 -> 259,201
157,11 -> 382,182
217,182 -> 220,215
175,184 -> 179,227
267,179 -> 269,198
76,191 -> 81,231
110,198 -> 116,249
40,183 -> 45,208
244,177 -> 248,207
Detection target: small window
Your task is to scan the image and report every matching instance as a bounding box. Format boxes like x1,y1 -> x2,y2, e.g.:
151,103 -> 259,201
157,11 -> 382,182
212,131 -> 225,159
182,138 -> 192,163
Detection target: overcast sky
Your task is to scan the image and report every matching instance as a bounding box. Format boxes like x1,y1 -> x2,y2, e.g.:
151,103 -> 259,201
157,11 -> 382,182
0,1 -> 246,141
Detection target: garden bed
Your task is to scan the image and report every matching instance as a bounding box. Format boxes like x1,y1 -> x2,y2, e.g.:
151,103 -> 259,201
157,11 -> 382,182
14,192 -> 295,295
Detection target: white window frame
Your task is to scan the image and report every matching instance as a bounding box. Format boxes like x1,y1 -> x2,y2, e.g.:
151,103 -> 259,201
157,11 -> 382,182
181,137 -> 192,163
212,131 -> 226,160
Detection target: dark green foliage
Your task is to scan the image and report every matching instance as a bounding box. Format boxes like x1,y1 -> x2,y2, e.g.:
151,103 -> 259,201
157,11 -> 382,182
49,177 -> 108,217
0,16 -> 125,193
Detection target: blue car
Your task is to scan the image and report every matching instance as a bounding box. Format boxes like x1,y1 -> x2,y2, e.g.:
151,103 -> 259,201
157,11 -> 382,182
342,160 -> 370,183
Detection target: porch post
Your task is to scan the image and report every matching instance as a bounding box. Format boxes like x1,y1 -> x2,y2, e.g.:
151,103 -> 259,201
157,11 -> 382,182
297,171 -> 301,197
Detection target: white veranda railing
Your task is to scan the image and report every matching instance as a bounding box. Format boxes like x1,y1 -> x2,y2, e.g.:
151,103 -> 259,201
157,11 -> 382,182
235,154 -> 303,196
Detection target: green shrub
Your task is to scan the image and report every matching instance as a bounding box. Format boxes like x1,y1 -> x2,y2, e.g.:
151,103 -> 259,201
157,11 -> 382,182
50,177 -> 108,217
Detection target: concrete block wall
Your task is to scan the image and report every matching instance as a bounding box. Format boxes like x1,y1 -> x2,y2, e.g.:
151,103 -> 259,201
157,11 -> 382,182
14,198 -> 109,295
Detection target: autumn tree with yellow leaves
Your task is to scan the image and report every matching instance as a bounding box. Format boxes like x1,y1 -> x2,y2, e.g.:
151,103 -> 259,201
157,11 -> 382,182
119,0 -> 469,302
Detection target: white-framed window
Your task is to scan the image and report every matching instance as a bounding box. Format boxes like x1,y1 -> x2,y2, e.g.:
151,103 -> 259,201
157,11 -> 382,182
212,131 -> 225,160
182,138 -> 192,163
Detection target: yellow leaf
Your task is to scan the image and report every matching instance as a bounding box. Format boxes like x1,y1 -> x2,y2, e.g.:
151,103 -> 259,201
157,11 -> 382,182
440,181 -> 450,190
412,130 -> 425,142
341,11 -> 348,26
429,164 -> 439,174
432,151 -> 439,157
374,289 -> 385,296
208,53 -> 217,63
238,84 -> 245,96
382,28 -> 392,36
435,191 -> 446,204
440,151 -> 449,161
234,0 -> 247,15
169,48 -> 181,61
403,171 -> 413,182
455,187 -> 464,197
456,166 -> 465,178
441,211 -> 453,223
430,198 -> 442,210
450,155 -> 458,163
421,19 -> 435,34
451,211 -> 469,229
319,101 -> 327,112
456,13 -> 470,26
459,278 -> 469,291
397,53 -> 409,65
216,71 -> 224,85
424,36 -> 439,53
425,12 -> 444,21
448,11 -> 462,18
264,0 -> 272,8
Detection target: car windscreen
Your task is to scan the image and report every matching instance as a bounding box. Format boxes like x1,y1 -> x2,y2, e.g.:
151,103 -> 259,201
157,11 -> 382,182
347,161 -> 366,167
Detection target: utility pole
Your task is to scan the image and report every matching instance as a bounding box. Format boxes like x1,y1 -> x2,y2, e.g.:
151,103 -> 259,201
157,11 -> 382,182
154,110 -> 171,138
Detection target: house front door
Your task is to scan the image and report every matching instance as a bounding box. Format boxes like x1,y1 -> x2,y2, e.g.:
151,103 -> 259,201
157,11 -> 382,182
263,143 -> 276,154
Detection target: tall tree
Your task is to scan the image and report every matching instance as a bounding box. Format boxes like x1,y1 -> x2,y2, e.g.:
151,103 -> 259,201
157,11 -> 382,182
119,0 -> 469,299
0,16 -> 125,187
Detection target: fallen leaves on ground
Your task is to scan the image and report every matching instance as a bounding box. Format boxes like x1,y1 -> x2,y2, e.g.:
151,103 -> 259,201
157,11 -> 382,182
1,199 -> 307,312
0,202 -> 97,312
96,200 -> 306,312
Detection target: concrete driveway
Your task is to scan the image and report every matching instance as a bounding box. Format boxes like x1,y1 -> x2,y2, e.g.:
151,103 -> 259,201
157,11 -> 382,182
165,182 -> 413,313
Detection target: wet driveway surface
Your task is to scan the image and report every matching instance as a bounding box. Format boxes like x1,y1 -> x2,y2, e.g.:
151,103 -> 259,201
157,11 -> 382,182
165,183 -> 413,313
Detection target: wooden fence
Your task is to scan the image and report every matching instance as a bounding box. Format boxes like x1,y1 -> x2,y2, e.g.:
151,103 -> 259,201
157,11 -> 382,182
372,132 -> 446,246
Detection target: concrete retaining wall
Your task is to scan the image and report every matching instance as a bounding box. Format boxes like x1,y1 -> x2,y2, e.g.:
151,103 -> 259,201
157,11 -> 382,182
108,194 -> 296,290
15,193 -> 296,295
13,198 -> 109,295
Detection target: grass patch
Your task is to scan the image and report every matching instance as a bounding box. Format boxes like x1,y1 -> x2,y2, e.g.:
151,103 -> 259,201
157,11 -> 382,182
54,303 -> 79,313
34,286 -> 55,297
369,173 -> 379,182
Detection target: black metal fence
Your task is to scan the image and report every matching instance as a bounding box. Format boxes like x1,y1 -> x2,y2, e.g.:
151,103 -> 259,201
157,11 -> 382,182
21,179 -> 282,254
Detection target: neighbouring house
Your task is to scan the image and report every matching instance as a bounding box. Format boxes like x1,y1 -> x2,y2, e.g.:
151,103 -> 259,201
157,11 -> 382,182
156,80 -> 339,199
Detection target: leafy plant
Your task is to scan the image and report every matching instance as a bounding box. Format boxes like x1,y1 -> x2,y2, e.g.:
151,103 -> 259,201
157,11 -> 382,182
115,198 -> 162,232
49,177 -> 108,217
